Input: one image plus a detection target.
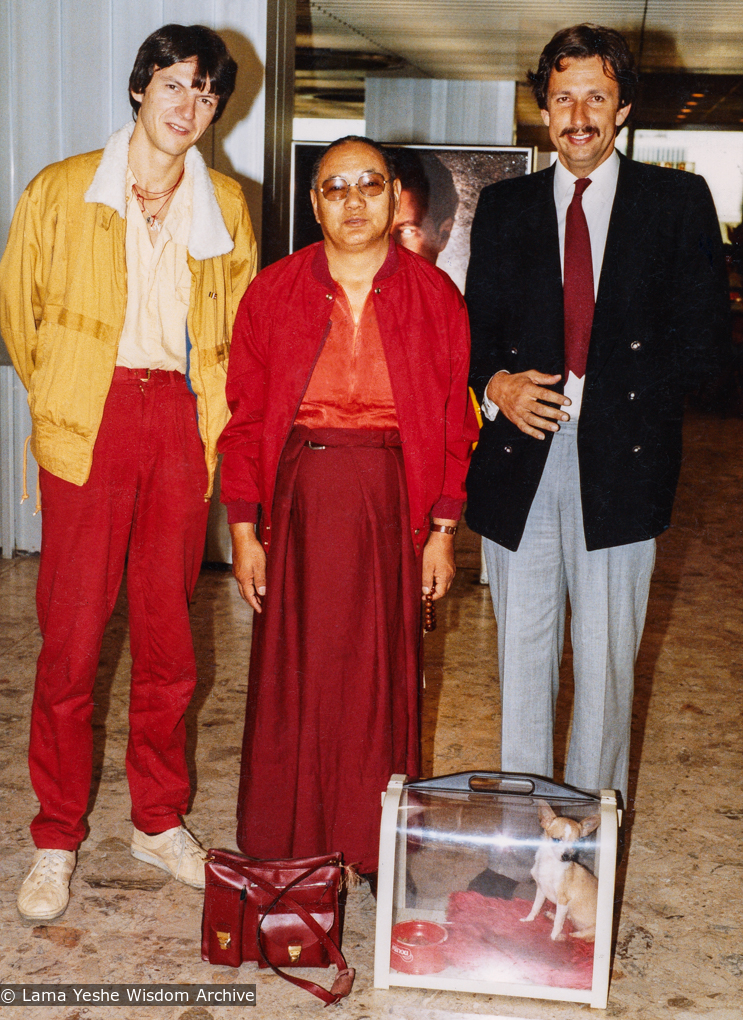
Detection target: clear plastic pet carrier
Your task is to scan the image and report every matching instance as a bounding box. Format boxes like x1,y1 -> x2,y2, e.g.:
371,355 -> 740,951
374,772 -> 618,1008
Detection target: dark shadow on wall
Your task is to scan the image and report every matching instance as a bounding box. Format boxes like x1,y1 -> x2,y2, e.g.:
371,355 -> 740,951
198,29 -> 265,265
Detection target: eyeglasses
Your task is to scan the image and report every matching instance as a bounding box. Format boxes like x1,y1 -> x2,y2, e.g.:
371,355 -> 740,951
318,172 -> 391,201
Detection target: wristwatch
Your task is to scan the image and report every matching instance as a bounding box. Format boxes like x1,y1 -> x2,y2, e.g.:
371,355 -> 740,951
429,524 -> 458,535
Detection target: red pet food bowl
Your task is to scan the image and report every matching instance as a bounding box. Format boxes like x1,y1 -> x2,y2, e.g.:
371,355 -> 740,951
390,920 -> 448,974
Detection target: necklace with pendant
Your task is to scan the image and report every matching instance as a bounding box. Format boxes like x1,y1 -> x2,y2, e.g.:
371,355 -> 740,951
132,167 -> 185,232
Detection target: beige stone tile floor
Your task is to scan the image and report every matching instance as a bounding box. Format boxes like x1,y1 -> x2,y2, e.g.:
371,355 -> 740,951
0,407 -> 741,1020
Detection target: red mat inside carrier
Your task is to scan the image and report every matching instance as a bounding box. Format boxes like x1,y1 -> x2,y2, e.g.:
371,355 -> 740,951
445,892 -> 595,989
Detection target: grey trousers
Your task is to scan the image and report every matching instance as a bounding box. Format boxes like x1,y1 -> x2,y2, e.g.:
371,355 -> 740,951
483,420 -> 655,802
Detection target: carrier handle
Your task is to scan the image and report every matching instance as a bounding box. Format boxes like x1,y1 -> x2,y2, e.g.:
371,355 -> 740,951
405,771 -> 600,801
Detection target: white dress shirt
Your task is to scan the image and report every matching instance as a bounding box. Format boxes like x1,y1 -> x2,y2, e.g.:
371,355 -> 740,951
482,149 -> 620,421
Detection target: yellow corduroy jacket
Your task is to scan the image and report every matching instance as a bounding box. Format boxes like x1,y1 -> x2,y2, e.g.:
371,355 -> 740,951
0,122 -> 257,497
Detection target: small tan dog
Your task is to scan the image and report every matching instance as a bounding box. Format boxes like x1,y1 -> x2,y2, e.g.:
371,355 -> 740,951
520,800 -> 601,942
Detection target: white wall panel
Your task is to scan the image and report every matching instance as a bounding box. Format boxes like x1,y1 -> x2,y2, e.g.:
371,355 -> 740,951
61,0 -> 113,154
7,0 -> 63,195
164,0 -> 215,23
0,369 -> 40,556
366,78 -> 516,146
0,0 -> 268,555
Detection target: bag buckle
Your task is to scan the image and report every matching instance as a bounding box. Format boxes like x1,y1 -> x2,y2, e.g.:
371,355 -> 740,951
287,942 -> 302,963
216,931 -> 231,951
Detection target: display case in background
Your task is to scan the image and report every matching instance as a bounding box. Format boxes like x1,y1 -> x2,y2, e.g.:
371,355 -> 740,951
374,772 -> 618,1009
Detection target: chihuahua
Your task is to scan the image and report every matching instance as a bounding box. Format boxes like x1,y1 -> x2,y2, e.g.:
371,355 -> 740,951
520,800 -> 601,942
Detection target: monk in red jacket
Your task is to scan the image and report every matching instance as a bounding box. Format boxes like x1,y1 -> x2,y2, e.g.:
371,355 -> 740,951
218,136 -> 477,882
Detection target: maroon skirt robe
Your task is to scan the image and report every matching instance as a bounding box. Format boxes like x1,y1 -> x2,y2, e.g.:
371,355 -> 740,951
236,426 -> 422,873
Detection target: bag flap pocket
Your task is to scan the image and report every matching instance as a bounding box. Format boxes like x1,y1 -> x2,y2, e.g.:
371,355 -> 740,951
201,879 -> 245,968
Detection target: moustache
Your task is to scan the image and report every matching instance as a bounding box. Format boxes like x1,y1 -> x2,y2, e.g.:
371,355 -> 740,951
560,126 -> 599,138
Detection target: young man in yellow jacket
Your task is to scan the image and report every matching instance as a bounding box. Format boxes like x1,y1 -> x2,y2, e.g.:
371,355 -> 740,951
0,24 -> 256,921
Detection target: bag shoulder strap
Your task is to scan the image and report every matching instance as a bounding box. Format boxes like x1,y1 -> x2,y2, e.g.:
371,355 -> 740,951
246,862 -> 355,1006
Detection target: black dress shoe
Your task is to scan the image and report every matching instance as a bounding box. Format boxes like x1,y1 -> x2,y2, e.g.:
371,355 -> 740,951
467,868 -> 519,899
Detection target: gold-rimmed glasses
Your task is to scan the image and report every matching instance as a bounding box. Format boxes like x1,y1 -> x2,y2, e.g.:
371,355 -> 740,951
318,172 -> 392,201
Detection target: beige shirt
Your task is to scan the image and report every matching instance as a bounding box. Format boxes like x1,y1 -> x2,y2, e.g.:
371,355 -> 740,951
116,167 -> 193,372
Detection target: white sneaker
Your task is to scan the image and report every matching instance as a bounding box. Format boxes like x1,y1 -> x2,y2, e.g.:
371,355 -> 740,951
130,826 -> 207,889
17,849 -> 76,921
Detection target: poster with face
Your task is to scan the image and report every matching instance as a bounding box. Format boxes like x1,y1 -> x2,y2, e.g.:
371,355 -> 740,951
291,142 -> 534,292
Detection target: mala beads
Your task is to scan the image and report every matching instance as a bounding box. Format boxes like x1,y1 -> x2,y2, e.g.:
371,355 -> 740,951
423,584 -> 436,633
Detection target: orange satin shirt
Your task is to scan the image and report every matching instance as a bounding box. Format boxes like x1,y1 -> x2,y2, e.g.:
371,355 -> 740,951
295,288 -> 398,429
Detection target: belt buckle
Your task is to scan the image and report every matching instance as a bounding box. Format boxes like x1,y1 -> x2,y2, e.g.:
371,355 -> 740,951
307,440 -> 326,450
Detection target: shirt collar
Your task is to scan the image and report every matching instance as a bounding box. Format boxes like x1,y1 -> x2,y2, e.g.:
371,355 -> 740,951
554,148 -> 620,203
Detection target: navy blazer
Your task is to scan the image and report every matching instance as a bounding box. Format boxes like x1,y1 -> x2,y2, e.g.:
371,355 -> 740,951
465,152 -> 730,552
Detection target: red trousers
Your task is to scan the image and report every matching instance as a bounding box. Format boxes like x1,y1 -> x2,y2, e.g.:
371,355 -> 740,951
30,369 -> 210,850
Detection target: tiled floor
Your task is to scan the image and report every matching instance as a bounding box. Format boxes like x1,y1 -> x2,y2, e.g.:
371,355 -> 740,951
0,408 -> 741,1020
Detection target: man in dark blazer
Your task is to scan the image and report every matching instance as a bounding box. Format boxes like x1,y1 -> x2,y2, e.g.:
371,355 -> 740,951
465,24 -> 729,804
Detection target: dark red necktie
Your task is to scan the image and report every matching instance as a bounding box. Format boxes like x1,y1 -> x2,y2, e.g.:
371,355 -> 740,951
563,176 -> 594,379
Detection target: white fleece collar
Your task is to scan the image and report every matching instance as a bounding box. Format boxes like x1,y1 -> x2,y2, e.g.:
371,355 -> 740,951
84,121 -> 234,260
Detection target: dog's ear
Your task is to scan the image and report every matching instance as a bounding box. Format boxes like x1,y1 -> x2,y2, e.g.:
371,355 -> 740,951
536,800 -> 556,827
580,814 -> 601,838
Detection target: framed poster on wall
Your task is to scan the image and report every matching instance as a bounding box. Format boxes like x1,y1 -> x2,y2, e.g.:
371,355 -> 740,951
290,142 -> 534,292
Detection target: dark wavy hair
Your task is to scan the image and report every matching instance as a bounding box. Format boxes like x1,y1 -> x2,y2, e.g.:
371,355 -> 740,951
129,24 -> 237,124
310,136 -> 394,189
528,24 -> 638,111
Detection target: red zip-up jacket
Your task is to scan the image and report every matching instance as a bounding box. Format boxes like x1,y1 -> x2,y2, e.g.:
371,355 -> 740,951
218,240 -> 478,556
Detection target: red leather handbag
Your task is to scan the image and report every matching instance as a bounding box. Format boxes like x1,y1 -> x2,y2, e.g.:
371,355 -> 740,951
201,849 -> 355,1005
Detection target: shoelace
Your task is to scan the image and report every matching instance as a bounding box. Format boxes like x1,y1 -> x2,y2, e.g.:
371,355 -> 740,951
166,830 -> 202,878
28,851 -> 72,882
